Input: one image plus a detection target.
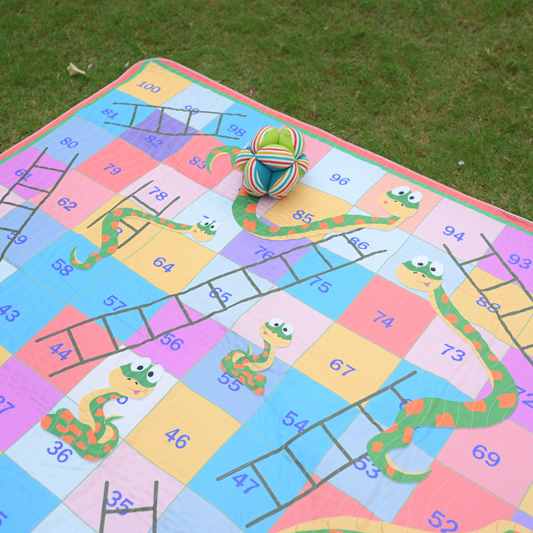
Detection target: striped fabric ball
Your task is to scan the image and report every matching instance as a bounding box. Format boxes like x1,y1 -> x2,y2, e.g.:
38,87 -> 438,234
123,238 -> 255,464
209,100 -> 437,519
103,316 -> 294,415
234,126 -> 310,199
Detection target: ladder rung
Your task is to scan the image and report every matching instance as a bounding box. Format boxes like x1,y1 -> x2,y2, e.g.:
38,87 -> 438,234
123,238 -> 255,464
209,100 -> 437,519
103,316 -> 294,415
15,183 -> 49,193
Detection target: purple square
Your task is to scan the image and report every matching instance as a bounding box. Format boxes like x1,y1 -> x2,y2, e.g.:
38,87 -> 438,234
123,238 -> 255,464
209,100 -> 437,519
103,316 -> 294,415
513,509 -> 533,529
120,110 -> 199,162
0,357 -> 63,450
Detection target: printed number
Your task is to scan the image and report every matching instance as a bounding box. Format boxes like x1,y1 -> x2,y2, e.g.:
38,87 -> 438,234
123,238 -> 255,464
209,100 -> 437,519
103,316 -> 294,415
153,257 -> 175,273
443,226 -> 465,242
165,428 -> 190,448
0,305 -> 19,322
57,197 -> 77,211
209,288 -> 232,302
218,373 -> 241,391
293,210 -> 314,224
148,186 -> 168,201
60,137 -> 78,148
254,245 -> 275,260
517,386 -> 533,408
15,168 -> 32,180
373,310 -> 394,328
184,105 -> 199,115
508,254 -> 531,269
472,444 -> 500,467
145,135 -> 163,148
441,343 -> 466,362
476,297 -> 501,313
101,108 -> 118,119
160,333 -> 184,350
46,440 -> 73,463
0,396 -> 15,414
330,173 -> 350,185
354,456 -> 381,478
0,512 -> 7,525
103,295 -> 127,311
189,156 -> 206,169
103,163 -> 121,175
399,398 -> 412,410
136,81 -> 161,93
232,474 -> 260,494
330,359 -> 356,376
428,510 -> 458,532
51,258 -> 73,276
228,124 -> 246,136
282,411 -> 309,433
7,231 -> 27,244
50,343 -> 72,361
309,276 -> 332,292
350,236 -> 369,250
106,490 -> 134,516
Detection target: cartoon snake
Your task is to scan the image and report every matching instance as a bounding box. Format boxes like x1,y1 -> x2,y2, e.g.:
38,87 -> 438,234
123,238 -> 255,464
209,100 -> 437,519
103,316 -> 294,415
40,358 -> 163,461
69,208 -> 220,269
220,319 -> 293,395
366,256 -> 518,482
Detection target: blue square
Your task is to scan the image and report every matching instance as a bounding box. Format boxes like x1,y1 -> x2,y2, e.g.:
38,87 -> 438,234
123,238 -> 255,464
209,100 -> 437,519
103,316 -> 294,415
277,246 -> 374,320
0,270 -> 66,353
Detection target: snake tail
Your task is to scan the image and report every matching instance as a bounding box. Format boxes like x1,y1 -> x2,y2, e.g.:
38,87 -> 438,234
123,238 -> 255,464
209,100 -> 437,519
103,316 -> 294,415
206,145 -> 240,172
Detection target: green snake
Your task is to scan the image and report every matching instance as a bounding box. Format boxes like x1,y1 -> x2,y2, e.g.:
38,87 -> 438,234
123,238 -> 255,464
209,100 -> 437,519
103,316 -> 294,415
221,319 -> 293,395
70,207 -> 220,270
366,256 -> 518,482
40,358 -> 163,461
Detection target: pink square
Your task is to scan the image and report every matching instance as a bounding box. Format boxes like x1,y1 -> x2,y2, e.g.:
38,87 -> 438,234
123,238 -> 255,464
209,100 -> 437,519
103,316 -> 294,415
0,185 -> 24,219
65,442 -> 183,533
302,133 -> 332,169
213,169 -> 242,201
338,275 -> 436,358
232,290 -> 333,366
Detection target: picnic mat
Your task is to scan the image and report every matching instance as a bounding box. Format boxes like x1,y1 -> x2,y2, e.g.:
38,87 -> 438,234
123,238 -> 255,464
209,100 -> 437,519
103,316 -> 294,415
1,58 -> 533,533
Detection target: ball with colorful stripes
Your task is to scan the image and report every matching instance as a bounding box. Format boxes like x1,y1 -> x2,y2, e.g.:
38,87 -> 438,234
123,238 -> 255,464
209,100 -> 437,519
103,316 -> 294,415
234,126 -> 310,199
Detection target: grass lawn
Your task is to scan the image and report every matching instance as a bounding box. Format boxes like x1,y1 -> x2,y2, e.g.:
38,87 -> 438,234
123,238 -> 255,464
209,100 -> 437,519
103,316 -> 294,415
0,0 -> 531,220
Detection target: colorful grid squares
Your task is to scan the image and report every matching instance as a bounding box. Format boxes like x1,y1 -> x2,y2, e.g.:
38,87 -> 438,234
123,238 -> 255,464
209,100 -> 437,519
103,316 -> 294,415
364,360 -> 471,457
33,116 -> 116,167
232,290 -> 333,366
300,132 -> 332,169
127,382 -> 240,483
75,137 -> 159,192
315,415 -> 433,522
164,135 -> 235,189
156,487 -> 244,533
161,81 -> 234,131
294,323 -> 400,403
120,111 -> 199,162
181,330 -> 289,424
127,299 -> 228,380
180,255 -> 273,329
65,442 -> 183,533
278,247 -> 374,321
116,61 -> 192,105
392,461 -> 516,530
338,274 -> 436,358
189,427 -> 306,533
0,186 -> 24,220
75,90 -> 155,137
477,225 -> 533,293
301,147 -> 387,204
30,504 -> 93,533
414,197 -> 505,260
15,305 -> 115,393
356,173 -> 443,234
436,419 -> 533,506
0,357 -> 62,451
0,271 -> 66,354
0,454 -> 59,533
405,317 -> 510,400
0,203 -> 67,268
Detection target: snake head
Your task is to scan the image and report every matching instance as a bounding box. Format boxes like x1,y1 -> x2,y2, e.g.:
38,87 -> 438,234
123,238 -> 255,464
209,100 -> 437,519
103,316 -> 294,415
396,255 -> 444,291
379,186 -> 422,218
260,318 -> 293,348
190,218 -> 220,242
110,357 -> 164,399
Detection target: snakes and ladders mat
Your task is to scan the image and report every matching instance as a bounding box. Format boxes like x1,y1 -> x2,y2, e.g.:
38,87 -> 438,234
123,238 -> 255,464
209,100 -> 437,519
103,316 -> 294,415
0,59 -> 532,533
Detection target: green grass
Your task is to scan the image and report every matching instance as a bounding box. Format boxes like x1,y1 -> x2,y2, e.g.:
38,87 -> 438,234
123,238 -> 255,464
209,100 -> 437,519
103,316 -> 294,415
1,0 -> 532,221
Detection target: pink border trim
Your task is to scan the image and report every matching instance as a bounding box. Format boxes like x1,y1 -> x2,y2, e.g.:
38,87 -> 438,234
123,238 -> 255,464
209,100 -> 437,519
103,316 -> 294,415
2,57 -> 532,233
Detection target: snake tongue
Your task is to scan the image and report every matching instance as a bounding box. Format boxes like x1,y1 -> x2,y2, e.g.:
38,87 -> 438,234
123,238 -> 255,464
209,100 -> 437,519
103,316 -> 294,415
424,282 -> 430,287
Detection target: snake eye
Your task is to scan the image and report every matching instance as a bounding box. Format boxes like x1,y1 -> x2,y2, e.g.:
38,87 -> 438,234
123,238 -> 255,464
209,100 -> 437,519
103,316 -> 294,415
408,191 -> 423,204
199,218 -> 212,227
282,324 -> 294,336
146,364 -> 164,384
411,255 -> 429,268
130,357 -> 152,373
429,261 -> 444,277
210,222 -> 220,231
268,318 -> 283,328
392,186 -> 411,196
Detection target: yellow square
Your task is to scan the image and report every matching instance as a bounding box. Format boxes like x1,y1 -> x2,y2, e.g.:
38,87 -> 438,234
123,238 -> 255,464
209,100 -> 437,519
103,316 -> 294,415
126,382 -> 240,483
262,183 -> 352,242
117,61 -> 192,106
0,346 -> 11,368
519,479 -> 533,515
516,316 -> 533,351
294,323 -> 400,403
451,267 -> 533,344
